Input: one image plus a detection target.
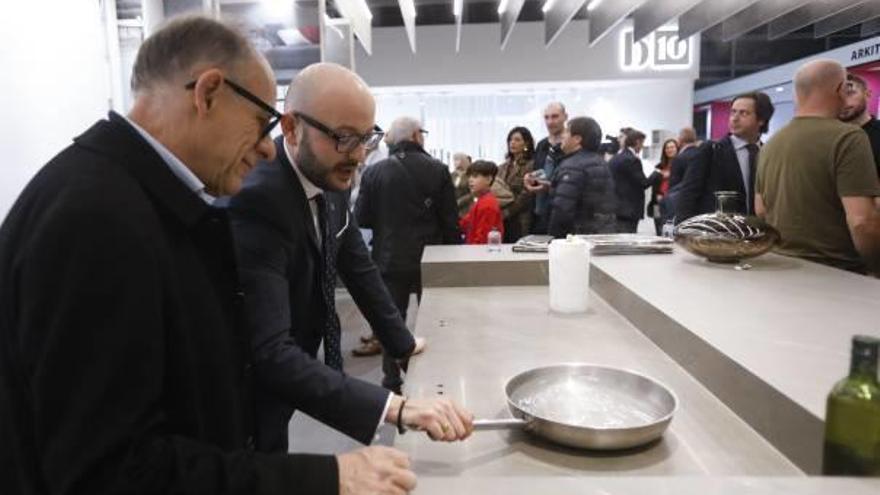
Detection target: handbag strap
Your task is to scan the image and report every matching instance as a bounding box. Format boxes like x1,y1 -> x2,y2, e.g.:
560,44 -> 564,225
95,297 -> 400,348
391,152 -> 435,212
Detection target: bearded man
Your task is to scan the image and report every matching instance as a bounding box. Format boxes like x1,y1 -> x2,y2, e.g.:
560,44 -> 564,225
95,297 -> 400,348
225,63 -> 472,455
839,72 -> 880,177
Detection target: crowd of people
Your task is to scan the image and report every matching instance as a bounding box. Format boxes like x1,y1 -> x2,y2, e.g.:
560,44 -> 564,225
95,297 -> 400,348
1,14 -> 880,495
423,64 -> 880,276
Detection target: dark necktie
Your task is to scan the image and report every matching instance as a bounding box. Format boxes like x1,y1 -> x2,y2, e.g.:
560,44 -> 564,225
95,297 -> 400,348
315,194 -> 343,371
746,143 -> 759,215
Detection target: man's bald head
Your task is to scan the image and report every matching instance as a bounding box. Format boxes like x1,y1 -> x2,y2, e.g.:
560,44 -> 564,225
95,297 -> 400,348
544,101 -> 566,115
280,63 -> 378,192
284,63 -> 374,116
794,59 -> 846,110
543,101 -> 568,137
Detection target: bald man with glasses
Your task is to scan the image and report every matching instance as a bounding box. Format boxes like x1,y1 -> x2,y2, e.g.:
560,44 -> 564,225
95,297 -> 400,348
225,63 -> 473,458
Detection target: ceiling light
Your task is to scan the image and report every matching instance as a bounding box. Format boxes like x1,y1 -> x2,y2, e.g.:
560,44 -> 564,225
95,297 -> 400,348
497,0 -> 509,15
541,0 -> 557,13
586,0 -> 603,12
399,0 -> 416,19
454,0 -> 463,17
775,86 -> 785,92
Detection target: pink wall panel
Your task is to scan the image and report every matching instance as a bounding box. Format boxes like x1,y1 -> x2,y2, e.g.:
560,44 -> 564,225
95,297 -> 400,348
710,101 -> 731,140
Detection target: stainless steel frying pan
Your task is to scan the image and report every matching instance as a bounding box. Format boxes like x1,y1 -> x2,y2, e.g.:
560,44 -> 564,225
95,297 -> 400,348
473,363 -> 678,450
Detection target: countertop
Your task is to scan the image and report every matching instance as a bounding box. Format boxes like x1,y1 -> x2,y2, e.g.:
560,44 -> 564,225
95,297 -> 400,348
402,243 -> 880,489
397,286 -> 799,477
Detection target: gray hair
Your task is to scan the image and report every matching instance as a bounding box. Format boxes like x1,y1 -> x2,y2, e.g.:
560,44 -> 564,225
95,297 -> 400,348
131,15 -> 257,92
385,117 -> 423,145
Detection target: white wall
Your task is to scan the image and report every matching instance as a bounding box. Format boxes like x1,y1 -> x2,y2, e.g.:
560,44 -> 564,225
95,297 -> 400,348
0,1 -> 111,218
372,78 -> 694,169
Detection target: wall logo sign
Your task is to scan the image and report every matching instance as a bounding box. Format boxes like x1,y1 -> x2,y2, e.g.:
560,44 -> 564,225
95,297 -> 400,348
620,27 -> 692,72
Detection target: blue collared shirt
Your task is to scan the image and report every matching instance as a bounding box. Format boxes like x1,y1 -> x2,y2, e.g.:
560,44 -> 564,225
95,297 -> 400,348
123,115 -> 216,205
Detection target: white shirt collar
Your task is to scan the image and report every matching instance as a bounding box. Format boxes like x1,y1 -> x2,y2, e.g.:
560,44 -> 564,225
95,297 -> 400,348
122,115 -> 215,204
729,133 -> 760,150
283,140 -> 323,200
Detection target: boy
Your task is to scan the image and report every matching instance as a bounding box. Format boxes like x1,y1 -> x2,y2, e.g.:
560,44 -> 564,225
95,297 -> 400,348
459,160 -> 505,244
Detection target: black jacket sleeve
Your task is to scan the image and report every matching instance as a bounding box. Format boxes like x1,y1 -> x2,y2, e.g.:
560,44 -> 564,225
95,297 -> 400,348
435,168 -> 462,244
354,166 -> 375,229
674,142 -> 713,222
548,166 -> 585,238
234,212 -> 389,446
336,204 -> 415,359
17,202 -> 337,495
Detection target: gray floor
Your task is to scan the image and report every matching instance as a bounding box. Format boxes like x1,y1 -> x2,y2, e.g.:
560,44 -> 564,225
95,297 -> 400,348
287,290 -> 417,454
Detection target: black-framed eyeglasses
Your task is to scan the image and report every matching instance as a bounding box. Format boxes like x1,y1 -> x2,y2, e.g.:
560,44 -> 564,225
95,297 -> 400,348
294,112 -> 384,153
184,78 -> 283,140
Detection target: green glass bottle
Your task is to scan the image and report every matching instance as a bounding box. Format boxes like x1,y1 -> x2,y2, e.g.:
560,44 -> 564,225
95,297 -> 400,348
822,335 -> 880,476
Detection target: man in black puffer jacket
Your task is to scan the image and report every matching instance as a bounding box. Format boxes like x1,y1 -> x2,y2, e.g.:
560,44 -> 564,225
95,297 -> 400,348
546,117 -> 617,237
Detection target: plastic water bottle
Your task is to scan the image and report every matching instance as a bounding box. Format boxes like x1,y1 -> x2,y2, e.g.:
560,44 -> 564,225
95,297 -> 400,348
662,220 -> 675,238
487,227 -> 502,252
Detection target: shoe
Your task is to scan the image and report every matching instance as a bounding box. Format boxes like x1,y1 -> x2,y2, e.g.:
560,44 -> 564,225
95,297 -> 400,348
410,337 -> 426,356
352,337 -> 382,357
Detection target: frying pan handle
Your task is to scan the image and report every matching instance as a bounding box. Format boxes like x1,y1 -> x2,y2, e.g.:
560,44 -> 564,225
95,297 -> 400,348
473,418 -> 527,430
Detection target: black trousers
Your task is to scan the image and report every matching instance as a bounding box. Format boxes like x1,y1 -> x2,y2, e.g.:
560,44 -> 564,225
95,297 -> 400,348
653,217 -> 663,236
380,269 -> 422,392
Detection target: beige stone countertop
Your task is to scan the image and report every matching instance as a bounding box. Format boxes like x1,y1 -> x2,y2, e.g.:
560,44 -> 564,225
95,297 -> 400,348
416,244 -> 880,473
397,286 -> 800,478
413,476 -> 880,494
588,249 -> 880,420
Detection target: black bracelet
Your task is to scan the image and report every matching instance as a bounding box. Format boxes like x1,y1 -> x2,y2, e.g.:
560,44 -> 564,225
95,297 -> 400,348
396,398 -> 407,435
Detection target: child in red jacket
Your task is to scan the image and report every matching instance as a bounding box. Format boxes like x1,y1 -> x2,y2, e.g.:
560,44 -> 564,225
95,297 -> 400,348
459,160 -> 504,244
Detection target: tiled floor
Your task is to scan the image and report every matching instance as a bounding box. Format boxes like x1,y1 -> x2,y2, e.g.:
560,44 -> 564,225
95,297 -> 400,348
287,290 -> 416,454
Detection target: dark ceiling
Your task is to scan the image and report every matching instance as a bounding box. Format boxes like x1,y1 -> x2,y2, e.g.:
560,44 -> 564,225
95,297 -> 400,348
347,0 -> 876,89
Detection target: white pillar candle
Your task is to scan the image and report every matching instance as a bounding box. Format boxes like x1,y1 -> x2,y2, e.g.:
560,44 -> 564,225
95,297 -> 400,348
548,236 -> 591,314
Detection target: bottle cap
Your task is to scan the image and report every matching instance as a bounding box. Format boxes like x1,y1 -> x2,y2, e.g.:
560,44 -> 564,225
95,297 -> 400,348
852,335 -> 880,360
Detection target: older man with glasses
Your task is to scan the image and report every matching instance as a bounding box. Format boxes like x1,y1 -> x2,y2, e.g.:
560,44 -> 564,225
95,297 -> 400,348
0,16 -> 437,495
225,63 -> 473,460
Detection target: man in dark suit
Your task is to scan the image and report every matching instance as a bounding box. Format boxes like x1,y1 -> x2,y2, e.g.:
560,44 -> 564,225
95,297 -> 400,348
663,127 -> 700,223
675,92 -> 775,221
668,127 -> 699,189
0,17 -> 416,495
609,128 -> 661,233
227,63 -> 473,455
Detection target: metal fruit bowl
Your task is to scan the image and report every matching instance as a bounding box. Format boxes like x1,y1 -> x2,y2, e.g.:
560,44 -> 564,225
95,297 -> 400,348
674,212 -> 780,264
